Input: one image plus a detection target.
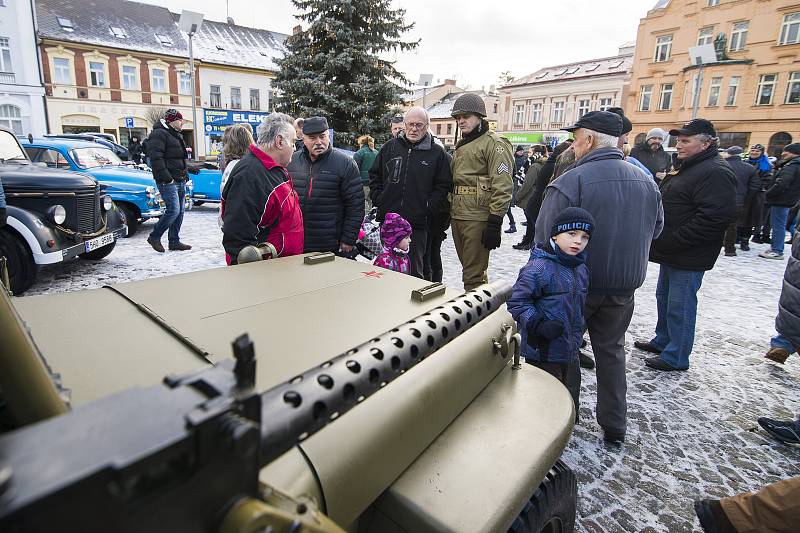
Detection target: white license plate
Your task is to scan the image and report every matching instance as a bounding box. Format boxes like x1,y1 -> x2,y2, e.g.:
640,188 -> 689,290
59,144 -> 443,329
84,233 -> 115,253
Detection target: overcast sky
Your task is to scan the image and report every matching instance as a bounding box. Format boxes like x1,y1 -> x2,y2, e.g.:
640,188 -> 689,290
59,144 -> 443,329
144,0 -> 653,90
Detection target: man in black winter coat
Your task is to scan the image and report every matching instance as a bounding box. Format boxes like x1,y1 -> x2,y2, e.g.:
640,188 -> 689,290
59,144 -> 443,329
145,109 -> 191,253
369,107 -> 453,278
721,146 -> 759,256
637,119 -> 736,371
630,128 -> 673,181
759,143 -> 800,259
287,116 -> 364,255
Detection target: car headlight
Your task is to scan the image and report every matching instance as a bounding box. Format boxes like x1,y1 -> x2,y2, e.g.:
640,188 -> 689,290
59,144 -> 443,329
47,205 -> 67,225
102,195 -> 113,211
145,185 -> 156,199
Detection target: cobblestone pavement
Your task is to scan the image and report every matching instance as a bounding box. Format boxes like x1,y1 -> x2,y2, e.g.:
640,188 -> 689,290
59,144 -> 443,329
25,206 -> 800,531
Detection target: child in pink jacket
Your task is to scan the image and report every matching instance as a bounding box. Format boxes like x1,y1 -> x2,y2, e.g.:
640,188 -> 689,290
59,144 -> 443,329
373,213 -> 412,275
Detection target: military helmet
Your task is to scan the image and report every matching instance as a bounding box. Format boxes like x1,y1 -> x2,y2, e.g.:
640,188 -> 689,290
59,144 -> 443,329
451,93 -> 486,118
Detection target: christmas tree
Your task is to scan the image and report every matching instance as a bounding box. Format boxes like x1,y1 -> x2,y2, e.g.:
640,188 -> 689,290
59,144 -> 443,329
274,0 -> 418,147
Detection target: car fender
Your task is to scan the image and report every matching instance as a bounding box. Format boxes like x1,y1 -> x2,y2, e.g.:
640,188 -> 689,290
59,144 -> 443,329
5,206 -> 66,265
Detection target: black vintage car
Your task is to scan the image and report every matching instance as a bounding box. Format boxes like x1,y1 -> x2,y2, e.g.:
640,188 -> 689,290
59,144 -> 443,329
0,127 -> 126,294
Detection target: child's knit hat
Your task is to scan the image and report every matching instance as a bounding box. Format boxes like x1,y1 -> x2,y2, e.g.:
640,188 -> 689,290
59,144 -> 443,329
381,213 -> 412,249
550,207 -> 595,238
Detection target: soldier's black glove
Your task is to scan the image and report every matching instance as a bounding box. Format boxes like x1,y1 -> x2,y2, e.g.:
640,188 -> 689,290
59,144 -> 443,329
481,214 -> 503,250
528,319 -> 564,341
0,207 -> 6,228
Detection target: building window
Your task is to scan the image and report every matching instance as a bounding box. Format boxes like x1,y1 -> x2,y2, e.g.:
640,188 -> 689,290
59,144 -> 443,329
768,132 -> 793,157
707,77 -> 722,106
708,0 -> 720,6
654,34 -> 672,62
530,103 -> 542,123
514,104 -> 524,124
786,72 -> 800,104
659,83 -> 673,110
57,17 -> 74,31
436,124 -> 441,135
599,97 -> 612,111
231,87 -> 241,109
756,74 -> 778,105
88,61 -> 105,87
779,13 -> 800,45
155,34 -> 173,46
493,103 -> 498,113
210,85 -> 221,107
53,57 -> 71,83
0,104 -> 22,134
151,68 -> 166,92
697,27 -> 714,46
447,123 -> 452,135
552,101 -> 565,123
179,71 -> 192,95
0,37 -> 11,73
109,26 -> 127,39
577,99 -> 590,118
726,76 -> 740,106
718,133 -> 750,150
250,89 -> 260,110
639,85 -> 652,111
729,21 -> 748,51
122,65 -> 137,90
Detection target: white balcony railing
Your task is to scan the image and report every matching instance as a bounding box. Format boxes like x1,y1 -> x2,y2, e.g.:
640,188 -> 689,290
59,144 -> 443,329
0,72 -> 15,84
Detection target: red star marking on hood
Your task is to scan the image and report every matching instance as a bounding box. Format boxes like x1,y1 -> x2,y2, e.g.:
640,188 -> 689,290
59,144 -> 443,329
362,270 -> 384,278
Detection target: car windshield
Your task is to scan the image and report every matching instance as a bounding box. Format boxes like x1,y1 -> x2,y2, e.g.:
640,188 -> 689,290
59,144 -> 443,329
70,147 -> 123,168
0,130 -> 29,162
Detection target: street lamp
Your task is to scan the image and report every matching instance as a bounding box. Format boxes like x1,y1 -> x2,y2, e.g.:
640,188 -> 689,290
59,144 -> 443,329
687,44 -> 717,121
178,10 -> 204,160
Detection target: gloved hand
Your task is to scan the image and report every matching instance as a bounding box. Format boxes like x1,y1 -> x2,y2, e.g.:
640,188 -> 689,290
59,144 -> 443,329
527,319 -> 564,341
481,214 -> 503,250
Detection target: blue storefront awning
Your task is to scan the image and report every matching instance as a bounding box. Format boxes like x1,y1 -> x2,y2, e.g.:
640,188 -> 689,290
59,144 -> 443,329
203,110 -> 270,136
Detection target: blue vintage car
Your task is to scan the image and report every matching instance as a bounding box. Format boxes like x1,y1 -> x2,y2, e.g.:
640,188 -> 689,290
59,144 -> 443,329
186,161 -> 222,205
21,138 -> 166,237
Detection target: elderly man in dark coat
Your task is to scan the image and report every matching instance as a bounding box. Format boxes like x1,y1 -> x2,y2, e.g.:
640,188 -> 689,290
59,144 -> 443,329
535,111 -> 664,443
287,116 -> 364,255
636,119 -> 736,372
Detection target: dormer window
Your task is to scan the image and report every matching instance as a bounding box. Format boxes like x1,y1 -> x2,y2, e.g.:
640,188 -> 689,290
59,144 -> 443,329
155,34 -> 173,46
110,26 -> 127,39
553,68 -> 567,76
57,17 -> 74,31
585,64 -> 600,72
566,66 -> 580,74
259,51 -> 268,56
608,60 -> 624,69
535,71 -> 548,79
216,44 -> 225,51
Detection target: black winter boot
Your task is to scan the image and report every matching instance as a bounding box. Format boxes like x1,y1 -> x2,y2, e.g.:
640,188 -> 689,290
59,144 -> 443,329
694,499 -> 737,533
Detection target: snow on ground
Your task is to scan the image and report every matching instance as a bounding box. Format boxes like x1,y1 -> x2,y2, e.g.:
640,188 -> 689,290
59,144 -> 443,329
24,206 -> 800,531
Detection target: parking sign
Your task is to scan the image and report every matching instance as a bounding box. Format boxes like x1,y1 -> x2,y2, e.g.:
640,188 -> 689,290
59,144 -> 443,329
124,117 -> 134,128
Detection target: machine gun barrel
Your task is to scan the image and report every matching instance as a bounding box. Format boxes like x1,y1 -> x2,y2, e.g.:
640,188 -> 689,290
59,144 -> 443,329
258,281 -> 512,465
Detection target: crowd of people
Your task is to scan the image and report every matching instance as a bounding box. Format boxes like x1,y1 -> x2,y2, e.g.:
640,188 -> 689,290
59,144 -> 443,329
137,104 -> 799,530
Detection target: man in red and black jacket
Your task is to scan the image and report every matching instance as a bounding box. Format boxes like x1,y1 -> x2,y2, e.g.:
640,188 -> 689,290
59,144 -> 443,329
221,114 -> 304,265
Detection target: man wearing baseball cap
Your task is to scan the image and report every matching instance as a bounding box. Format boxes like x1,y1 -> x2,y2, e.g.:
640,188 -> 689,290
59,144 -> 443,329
535,110 -> 664,443
146,108 -> 191,253
637,119 -> 736,371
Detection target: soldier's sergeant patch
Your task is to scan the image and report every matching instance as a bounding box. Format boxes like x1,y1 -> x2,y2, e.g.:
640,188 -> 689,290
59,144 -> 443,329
497,162 -> 509,174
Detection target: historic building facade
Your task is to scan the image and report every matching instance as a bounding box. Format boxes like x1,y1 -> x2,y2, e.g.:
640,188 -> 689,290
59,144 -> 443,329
497,45 -> 634,146
627,0 -> 800,155
0,0 -> 46,136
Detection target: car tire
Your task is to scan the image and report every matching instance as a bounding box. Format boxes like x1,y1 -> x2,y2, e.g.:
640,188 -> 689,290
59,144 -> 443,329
0,228 -> 37,295
118,203 -> 139,237
79,240 -> 116,260
508,460 -> 577,533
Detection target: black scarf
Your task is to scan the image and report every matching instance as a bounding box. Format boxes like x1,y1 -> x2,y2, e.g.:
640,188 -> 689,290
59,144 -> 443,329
542,240 -> 587,268
456,119 -> 490,149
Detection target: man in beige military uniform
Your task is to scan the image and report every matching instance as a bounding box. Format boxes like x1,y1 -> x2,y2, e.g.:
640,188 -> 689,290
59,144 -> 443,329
450,93 -> 514,290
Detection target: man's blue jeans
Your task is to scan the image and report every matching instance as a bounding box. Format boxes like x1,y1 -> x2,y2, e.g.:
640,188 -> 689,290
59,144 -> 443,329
770,206 -> 790,255
650,265 -> 705,369
150,181 -> 185,245
771,333 -> 796,354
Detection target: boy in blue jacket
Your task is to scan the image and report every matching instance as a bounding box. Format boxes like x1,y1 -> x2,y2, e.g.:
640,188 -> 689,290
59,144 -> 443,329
508,207 -> 594,410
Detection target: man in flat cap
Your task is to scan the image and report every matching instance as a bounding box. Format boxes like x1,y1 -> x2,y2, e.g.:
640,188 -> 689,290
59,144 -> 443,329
637,119 -> 735,373
287,116 -> 364,255
449,92 -> 514,290
535,110 -> 664,444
